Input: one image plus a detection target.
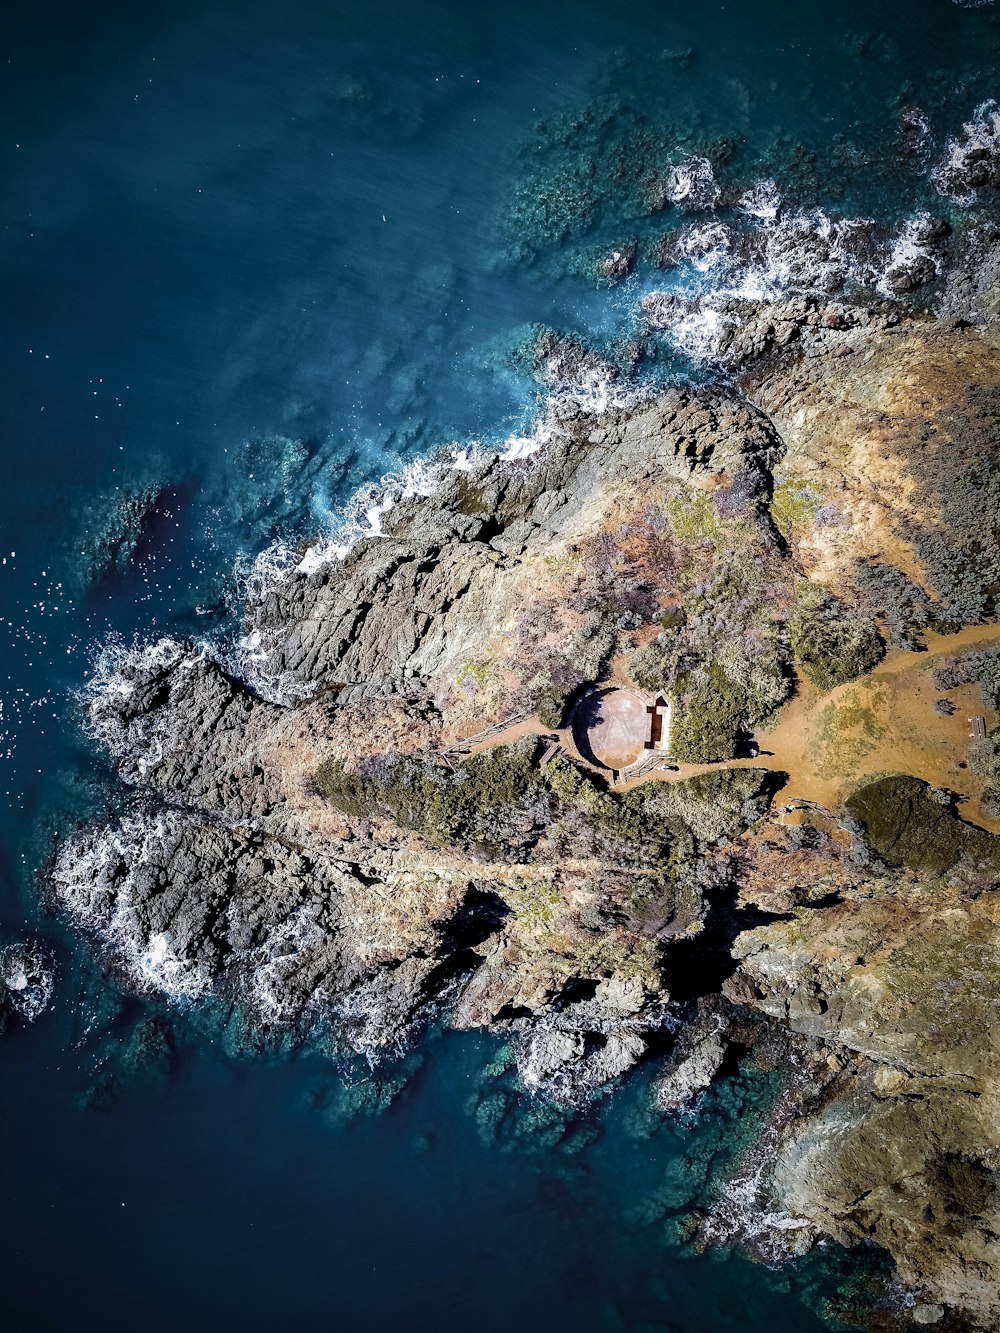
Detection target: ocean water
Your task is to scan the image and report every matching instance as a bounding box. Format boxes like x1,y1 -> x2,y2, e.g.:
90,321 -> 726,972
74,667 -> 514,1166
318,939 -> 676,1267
2,2 -> 998,1328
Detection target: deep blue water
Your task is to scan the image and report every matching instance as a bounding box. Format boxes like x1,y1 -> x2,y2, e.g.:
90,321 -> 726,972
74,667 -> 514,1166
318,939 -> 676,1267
2,2 -> 998,1328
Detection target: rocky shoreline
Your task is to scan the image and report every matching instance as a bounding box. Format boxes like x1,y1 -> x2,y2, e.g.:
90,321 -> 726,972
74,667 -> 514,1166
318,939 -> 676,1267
49,227 -> 1000,1328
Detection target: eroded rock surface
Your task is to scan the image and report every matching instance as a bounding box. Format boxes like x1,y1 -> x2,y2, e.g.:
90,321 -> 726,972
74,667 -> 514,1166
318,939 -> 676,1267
52,231 -> 1000,1329
56,385 -> 780,1089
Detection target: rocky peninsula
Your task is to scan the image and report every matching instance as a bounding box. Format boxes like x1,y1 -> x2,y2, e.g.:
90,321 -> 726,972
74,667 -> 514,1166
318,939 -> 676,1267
52,227 -> 1000,1328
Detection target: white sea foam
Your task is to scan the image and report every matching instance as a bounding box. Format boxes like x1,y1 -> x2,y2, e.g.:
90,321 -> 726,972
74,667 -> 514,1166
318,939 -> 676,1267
55,808 -> 338,1023
900,106 -> 933,166
241,903 -> 326,1025
738,179 -> 781,222
81,635 -> 207,778
237,370 -> 641,611
52,809 -> 213,1003
640,207 -> 889,364
240,447 -> 476,601
677,221 -> 732,272
663,155 -> 720,210
700,1077 -> 816,1261
876,213 -> 944,296
933,99 -> 1000,202
86,635 -> 187,708
750,210 -> 875,297
669,305 -> 735,361
1,942 -> 55,1021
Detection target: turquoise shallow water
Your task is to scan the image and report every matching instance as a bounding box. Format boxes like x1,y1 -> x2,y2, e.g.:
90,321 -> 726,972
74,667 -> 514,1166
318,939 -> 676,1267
1,2 -> 998,1328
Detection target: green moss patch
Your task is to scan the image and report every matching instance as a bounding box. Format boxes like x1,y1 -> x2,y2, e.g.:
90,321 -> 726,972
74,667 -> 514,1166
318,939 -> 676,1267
771,477 -> 822,541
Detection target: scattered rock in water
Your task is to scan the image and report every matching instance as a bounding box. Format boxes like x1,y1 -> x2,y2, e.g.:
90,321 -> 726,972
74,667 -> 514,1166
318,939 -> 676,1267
76,1014 -> 174,1110
0,940 -> 55,1031
654,1001 -> 728,1114
596,243 -> 637,283
647,155 -> 720,212
933,99 -> 1000,201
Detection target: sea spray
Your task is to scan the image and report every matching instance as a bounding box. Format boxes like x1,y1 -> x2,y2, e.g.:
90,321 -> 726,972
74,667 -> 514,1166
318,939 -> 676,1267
229,372 -> 649,702
1,940 -> 55,1023
51,808 -> 214,1004
933,98 -> 1000,202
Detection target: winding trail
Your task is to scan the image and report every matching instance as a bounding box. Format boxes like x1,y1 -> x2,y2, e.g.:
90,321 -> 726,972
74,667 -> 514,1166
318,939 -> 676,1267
451,622 -> 1000,832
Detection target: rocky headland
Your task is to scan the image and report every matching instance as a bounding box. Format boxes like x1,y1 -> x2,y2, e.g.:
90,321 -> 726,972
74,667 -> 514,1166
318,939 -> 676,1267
51,225 -> 1000,1328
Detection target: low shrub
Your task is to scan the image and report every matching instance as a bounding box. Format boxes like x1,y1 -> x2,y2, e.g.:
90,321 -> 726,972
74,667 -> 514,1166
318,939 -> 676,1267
962,646 -> 1000,709
929,1153 -> 997,1218
316,740 -> 542,853
533,683 -> 567,730
544,757 -> 776,864
543,755 -> 679,865
846,774 -> 1000,875
790,583 -> 885,692
853,561 -> 931,649
669,665 -> 745,763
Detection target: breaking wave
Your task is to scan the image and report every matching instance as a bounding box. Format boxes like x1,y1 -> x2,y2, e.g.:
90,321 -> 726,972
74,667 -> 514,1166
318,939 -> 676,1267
80,635 -> 211,783
933,98 -> 1000,202
639,198 -> 953,364
2,941 -> 55,1022
699,1070 -> 816,1263
51,809 -> 214,1003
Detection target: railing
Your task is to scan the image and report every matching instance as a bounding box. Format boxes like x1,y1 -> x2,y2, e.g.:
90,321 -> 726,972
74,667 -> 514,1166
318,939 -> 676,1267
437,709 -> 535,760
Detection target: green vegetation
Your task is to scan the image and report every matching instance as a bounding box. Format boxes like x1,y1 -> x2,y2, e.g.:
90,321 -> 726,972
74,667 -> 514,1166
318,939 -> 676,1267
314,741 -> 777,872
545,754 -> 688,867
852,561 -> 931,650
572,614 -> 618,681
456,660 -> 497,691
665,490 -> 720,543
846,775 -> 1000,875
771,477 -> 821,541
533,680 -> 567,730
545,756 -> 775,864
668,665 -> 745,764
969,738 -> 1000,817
790,583 -> 885,693
631,629 -> 787,765
316,740 -> 542,854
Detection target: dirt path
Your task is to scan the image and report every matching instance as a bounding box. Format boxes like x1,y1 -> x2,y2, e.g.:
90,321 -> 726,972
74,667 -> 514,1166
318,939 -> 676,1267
385,850 -> 662,881
453,623 -> 1000,832
753,622 -> 1000,831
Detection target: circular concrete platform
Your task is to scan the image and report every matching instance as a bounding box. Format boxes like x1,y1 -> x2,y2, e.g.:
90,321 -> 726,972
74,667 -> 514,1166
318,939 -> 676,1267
573,688 -> 648,770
